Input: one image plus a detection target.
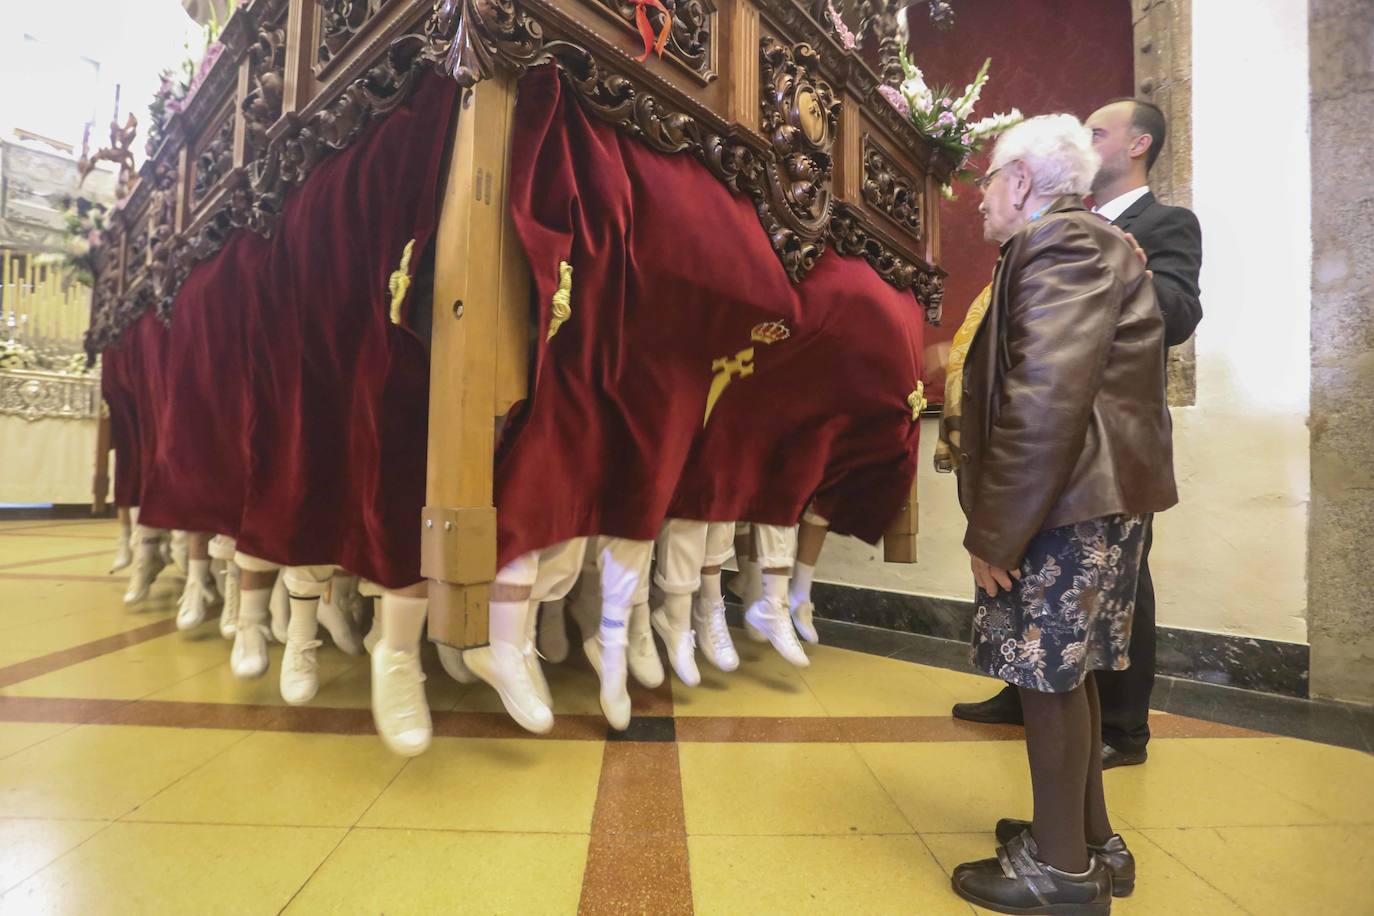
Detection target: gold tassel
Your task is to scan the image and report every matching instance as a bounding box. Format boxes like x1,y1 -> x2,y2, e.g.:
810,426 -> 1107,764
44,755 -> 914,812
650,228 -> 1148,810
388,239 -> 417,325
547,261 -> 573,341
907,381 -> 926,421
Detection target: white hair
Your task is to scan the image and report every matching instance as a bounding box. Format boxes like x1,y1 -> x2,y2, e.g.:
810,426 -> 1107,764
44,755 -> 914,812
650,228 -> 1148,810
990,114 -> 1100,198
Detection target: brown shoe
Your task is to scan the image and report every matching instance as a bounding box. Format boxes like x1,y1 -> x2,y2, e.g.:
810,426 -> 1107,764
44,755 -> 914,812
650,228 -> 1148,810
952,831 -> 1111,914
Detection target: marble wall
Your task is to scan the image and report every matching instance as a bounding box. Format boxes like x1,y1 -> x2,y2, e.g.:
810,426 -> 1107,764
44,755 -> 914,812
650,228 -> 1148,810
1307,0 -> 1374,704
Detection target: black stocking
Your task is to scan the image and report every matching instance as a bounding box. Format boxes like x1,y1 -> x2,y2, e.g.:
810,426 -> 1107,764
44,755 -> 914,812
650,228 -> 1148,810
1084,673 -> 1114,845
1018,684 -> 1092,873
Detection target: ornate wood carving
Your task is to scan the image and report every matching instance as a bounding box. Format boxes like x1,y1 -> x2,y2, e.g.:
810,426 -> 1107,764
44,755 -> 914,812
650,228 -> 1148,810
318,0 -> 389,68
244,20 -> 288,158
192,110 -> 236,206
861,135 -> 920,236
592,0 -> 714,77
757,37 -> 838,280
829,206 -> 943,324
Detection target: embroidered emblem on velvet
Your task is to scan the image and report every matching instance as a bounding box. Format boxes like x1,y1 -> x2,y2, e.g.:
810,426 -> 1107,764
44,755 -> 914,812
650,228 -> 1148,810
750,320 -> 790,345
704,347 -> 756,428
388,238 -> 417,325
548,261 -> 574,341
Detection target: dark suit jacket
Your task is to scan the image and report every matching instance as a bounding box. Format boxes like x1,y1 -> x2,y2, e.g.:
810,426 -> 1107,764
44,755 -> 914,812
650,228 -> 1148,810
1112,190 -> 1203,348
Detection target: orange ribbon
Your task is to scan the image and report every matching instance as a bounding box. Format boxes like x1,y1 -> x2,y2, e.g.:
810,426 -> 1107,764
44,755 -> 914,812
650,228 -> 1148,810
630,0 -> 673,62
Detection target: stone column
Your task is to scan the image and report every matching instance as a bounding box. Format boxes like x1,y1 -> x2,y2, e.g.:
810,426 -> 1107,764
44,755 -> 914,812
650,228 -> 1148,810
1133,0 -> 1196,404
1308,0 -> 1374,704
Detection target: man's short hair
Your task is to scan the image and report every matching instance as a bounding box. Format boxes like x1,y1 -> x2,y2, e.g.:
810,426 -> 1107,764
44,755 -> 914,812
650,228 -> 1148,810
1107,97 -> 1167,171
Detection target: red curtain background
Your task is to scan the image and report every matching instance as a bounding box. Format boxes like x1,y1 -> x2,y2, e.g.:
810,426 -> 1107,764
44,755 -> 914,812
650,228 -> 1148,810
909,0 -> 1134,400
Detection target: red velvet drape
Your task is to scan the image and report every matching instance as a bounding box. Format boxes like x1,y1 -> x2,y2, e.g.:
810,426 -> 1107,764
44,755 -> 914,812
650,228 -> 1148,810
497,66 -> 924,565
909,0 -> 1134,400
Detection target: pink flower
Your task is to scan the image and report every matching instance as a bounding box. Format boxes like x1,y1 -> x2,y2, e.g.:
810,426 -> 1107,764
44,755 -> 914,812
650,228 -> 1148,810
879,84 -> 910,117
961,131 -> 973,145
87,229 -> 103,247
827,1 -> 858,51
936,110 -> 958,130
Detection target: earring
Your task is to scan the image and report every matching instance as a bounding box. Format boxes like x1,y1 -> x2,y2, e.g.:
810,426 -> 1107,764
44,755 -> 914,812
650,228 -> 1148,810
1013,201 -> 1025,211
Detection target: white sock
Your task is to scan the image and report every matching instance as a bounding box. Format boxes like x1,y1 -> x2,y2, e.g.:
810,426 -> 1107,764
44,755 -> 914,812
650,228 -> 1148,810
489,598 -> 530,648
789,562 -> 815,607
763,572 -> 789,604
380,594 -> 428,653
663,592 -> 692,630
287,597 -> 319,641
189,557 -> 211,588
600,603 -> 630,646
700,572 -> 723,606
239,588 -> 270,628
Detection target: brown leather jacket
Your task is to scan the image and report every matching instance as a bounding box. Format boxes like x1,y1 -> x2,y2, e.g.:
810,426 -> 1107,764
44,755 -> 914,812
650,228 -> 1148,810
957,196 -> 1178,568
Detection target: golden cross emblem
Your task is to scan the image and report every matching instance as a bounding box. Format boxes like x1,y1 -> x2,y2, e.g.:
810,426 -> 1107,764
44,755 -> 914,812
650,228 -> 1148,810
907,381 -> 926,421
388,239 -> 417,325
703,347 -> 756,428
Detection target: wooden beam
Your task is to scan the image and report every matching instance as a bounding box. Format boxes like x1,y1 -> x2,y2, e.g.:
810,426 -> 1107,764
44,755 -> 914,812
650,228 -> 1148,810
423,73 -> 522,648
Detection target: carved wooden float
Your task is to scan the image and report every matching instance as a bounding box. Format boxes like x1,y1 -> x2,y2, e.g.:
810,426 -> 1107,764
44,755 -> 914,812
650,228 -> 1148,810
86,0 -> 949,647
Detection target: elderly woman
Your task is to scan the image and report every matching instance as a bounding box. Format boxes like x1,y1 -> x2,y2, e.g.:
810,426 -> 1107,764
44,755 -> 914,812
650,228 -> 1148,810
949,114 -> 1177,914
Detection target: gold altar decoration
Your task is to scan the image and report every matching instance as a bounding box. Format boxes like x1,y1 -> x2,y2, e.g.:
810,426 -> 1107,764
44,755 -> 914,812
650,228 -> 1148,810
547,261 -> 573,341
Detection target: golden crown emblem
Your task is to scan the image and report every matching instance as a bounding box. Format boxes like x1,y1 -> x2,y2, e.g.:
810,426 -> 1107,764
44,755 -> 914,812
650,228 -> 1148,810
750,320 -> 791,345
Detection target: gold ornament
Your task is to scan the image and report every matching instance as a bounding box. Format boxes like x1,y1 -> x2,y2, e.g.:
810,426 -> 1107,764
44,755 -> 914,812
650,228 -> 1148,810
388,239 -> 417,325
907,381 -> 927,421
548,261 -> 574,341
703,347 -> 756,428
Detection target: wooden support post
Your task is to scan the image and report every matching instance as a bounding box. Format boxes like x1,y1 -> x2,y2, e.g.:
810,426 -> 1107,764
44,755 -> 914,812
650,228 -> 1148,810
423,72 -> 524,648
93,410 -> 111,515
882,475 -> 919,563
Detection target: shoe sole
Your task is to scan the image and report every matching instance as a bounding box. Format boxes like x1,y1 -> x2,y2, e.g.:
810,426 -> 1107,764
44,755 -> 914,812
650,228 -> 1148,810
466,652 -> 554,735
952,707 -> 1024,726
951,881 -> 1109,916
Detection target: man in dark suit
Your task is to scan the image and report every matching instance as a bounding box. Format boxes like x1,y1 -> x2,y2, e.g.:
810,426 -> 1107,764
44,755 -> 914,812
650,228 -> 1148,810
951,97 -> 1203,769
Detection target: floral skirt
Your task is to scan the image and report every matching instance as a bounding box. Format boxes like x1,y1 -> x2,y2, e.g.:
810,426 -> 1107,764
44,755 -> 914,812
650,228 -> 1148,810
971,515 -> 1148,694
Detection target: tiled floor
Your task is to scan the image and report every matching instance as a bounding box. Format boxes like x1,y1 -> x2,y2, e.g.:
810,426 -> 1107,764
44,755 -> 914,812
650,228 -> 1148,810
1,519 -> 1372,914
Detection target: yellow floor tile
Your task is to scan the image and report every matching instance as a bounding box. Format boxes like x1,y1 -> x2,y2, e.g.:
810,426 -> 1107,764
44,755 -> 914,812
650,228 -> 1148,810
285,828 -> 589,914
915,663 -> 1006,701
0,724 -> 72,761
361,737 -> 604,833
0,580 -> 128,630
127,731 -> 407,828
0,610 -> 176,656
920,830 -> 1247,915
0,725 -> 247,820
21,553 -> 166,579
0,818 -> 108,896
0,821 -> 343,915
0,539 -> 110,567
143,647 -> 361,707
1106,739 -> 1330,828
798,646 -> 973,717
1,650 -> 224,701
1190,736 -> 1374,824
1143,825 -> 1374,915
679,742 -> 911,836
673,637 -> 829,717
690,834 -> 970,915
856,740 -> 1034,833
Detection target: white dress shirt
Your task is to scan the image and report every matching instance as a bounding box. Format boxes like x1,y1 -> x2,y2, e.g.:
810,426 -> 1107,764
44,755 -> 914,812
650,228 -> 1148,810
1094,185 -> 1151,223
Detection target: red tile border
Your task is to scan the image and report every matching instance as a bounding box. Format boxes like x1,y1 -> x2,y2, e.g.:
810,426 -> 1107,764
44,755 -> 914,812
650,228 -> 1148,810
579,742 -> 693,915
0,617 -> 180,688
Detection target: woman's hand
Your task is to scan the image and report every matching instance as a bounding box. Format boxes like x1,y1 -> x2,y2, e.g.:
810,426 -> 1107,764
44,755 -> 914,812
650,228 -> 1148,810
971,553 -> 1021,597
1121,230 -> 1153,280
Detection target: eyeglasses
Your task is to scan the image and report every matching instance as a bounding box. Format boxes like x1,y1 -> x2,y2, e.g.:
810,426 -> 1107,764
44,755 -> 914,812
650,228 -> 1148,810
974,166 -> 1005,190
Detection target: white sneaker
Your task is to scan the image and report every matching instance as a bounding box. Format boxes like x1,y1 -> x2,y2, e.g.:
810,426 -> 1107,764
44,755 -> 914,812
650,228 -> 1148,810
280,636 -> 323,705
230,624 -> 270,679
219,571 -> 239,639
159,537 -> 175,570
693,597 -> 740,672
436,644 -> 477,684
627,605 -> 665,689
744,597 -> 811,667
109,534 -> 132,574
371,646 -> 432,757
464,642 -> 554,734
318,596 -> 362,656
268,577 -> 289,643
791,599 -> 819,644
587,634 -> 631,730
175,576 -> 218,631
363,614 -> 382,655
538,601 -> 571,664
650,608 -> 700,687
123,551 -> 166,605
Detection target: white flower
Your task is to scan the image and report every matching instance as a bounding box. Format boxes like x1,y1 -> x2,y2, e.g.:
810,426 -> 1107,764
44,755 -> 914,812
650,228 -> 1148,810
968,109 -> 1023,140
902,72 -> 934,114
